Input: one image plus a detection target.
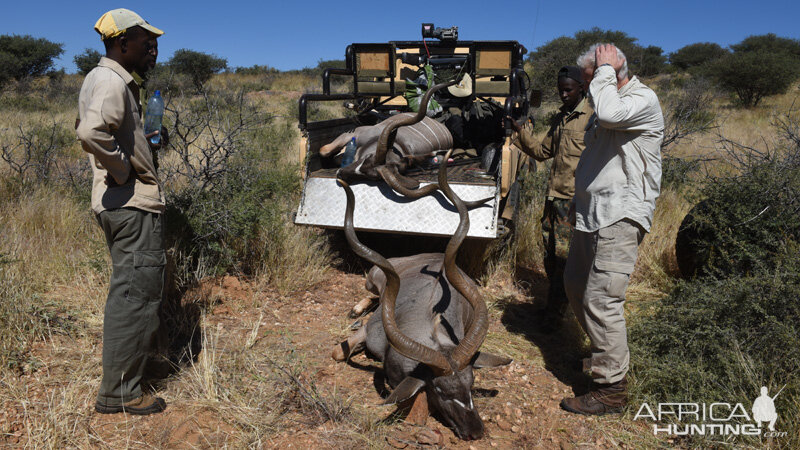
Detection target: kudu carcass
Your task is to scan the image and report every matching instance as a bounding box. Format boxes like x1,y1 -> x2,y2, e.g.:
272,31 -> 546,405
332,154 -> 511,441
320,80 -> 458,190
320,113 -> 452,184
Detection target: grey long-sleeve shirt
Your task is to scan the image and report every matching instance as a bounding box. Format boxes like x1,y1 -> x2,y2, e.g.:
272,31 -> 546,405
574,65 -> 664,233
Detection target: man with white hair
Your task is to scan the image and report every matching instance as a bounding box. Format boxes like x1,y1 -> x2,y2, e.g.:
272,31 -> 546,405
560,44 -> 664,415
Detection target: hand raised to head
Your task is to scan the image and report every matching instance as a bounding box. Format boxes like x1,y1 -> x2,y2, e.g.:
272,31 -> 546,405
595,44 -> 625,73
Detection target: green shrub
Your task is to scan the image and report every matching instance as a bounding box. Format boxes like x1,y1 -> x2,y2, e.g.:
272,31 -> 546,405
160,87 -> 304,279
234,64 -> 279,75
636,45 -> 667,77
142,63 -> 194,96
0,74 -> 80,112
0,34 -> 63,87
316,59 -> 346,70
632,111 -> 800,446
660,156 -> 702,190
0,93 -> 50,111
526,28 -> 664,99
73,48 -> 102,75
165,163 -> 299,276
677,153 -> 799,277
731,33 -> 800,57
709,34 -> 800,108
630,265 -> 800,446
668,42 -> 728,71
712,50 -> 800,107
168,49 -> 227,92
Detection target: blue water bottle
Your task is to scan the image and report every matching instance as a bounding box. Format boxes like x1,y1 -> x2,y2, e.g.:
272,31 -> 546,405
143,90 -> 164,145
341,137 -> 357,167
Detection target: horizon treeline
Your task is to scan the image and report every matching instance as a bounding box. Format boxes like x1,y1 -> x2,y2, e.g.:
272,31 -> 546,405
2,28 -> 800,107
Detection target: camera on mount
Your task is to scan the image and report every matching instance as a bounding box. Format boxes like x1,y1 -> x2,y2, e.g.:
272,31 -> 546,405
421,23 -> 458,41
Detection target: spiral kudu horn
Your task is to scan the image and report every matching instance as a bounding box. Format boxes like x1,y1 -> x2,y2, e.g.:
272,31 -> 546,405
337,179 -> 452,374
435,150 -> 489,370
373,79 -> 458,166
376,164 -> 493,209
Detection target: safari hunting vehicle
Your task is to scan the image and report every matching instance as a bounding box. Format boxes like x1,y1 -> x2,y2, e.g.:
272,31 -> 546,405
294,24 -> 538,239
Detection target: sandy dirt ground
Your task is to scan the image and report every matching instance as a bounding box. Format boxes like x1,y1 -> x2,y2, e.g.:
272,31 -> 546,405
1,266 -> 660,449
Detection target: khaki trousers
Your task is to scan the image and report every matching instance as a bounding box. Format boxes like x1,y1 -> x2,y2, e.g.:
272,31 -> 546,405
563,219 -> 643,384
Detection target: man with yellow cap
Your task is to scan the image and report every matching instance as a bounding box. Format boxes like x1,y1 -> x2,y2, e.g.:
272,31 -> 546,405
76,8 -> 167,415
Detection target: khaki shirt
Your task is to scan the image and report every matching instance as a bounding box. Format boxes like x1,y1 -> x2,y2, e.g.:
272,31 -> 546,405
513,97 -> 593,200
77,57 -> 164,214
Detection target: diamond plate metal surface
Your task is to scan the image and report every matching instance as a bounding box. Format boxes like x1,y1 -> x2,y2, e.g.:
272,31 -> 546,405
295,177 -> 499,239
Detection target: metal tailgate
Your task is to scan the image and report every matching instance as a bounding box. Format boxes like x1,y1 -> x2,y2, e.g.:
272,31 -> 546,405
294,175 -> 500,239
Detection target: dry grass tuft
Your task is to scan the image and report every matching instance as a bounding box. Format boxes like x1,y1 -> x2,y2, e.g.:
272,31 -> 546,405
506,165 -> 549,274
269,72 -> 318,93
630,187 -> 693,293
257,222 -> 334,295
0,188 -> 104,289
0,187 -> 106,373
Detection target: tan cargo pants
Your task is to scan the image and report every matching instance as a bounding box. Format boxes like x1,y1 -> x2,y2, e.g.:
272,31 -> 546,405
563,219 -> 643,384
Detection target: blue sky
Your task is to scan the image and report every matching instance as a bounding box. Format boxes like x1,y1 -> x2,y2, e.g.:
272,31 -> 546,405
2,0 -> 798,72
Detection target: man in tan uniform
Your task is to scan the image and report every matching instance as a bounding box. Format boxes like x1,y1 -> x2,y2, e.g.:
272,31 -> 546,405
76,9 -> 167,415
511,66 -> 593,327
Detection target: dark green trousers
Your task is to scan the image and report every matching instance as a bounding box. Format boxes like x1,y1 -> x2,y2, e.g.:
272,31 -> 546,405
541,197 -> 574,315
96,208 -> 165,406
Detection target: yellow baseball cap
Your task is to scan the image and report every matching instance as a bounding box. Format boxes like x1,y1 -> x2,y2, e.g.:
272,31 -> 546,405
94,8 -> 164,40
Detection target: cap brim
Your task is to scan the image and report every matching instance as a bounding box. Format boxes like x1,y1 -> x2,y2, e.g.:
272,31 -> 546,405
140,22 -> 164,36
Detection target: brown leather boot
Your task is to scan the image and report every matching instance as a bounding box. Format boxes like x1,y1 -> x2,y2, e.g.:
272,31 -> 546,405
95,393 -> 167,415
560,376 -> 627,416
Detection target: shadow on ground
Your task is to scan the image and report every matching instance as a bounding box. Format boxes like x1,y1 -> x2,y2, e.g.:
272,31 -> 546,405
498,266 -> 592,396
143,206 -> 211,385
325,230 -> 497,279
145,274 -> 204,386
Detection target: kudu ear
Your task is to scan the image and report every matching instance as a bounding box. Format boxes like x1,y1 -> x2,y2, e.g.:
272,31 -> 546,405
471,352 -> 513,369
382,376 -> 426,405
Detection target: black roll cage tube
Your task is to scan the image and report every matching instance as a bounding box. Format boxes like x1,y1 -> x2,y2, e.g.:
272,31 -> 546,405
322,68 -> 353,95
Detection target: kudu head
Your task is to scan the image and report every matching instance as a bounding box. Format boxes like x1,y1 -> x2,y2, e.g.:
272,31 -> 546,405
382,348 -> 511,440
338,148 -> 510,441
428,352 -> 512,439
